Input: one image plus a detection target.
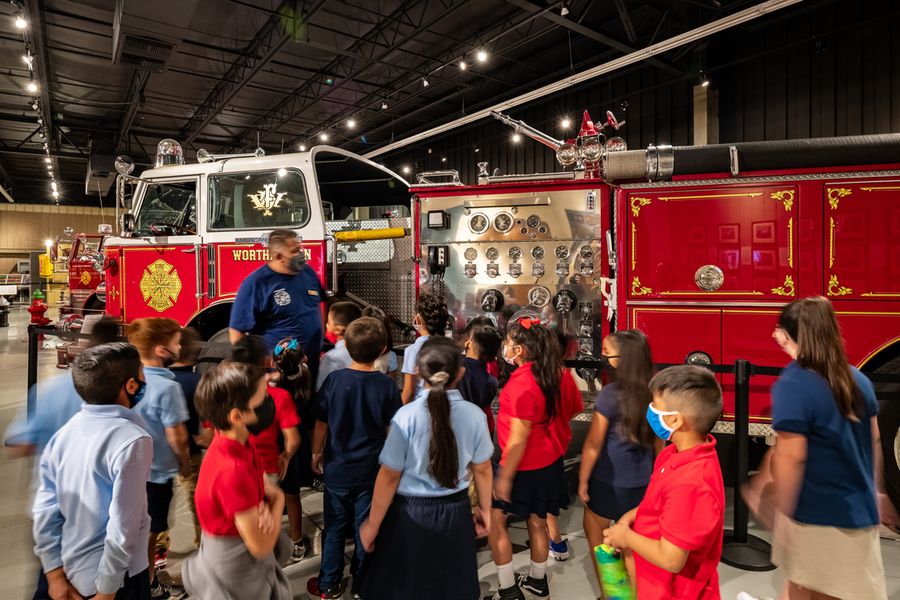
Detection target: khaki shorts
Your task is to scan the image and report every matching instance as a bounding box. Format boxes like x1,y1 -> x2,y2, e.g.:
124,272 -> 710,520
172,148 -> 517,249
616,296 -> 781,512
771,516 -> 887,600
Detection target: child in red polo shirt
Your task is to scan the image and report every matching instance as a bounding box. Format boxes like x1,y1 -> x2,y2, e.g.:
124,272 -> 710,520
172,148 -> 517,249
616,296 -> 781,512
603,365 -> 725,600
183,361 -> 292,600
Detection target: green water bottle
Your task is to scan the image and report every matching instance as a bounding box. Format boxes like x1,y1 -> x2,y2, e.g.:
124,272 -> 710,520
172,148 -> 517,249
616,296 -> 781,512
593,544 -> 635,600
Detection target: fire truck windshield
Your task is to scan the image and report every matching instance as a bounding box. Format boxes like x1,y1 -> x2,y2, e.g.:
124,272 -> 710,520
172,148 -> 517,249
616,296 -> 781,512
134,179 -> 197,235
208,169 -> 309,230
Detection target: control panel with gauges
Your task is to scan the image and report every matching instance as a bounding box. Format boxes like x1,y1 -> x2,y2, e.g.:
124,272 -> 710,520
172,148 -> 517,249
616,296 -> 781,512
415,185 -> 611,382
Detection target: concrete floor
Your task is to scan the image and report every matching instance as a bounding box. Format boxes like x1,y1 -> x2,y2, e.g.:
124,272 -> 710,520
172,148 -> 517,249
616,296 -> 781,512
1,305 -> 899,599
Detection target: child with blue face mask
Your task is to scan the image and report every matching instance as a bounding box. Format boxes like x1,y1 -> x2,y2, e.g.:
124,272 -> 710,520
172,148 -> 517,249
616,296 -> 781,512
603,365 -> 725,600
578,329 -> 660,591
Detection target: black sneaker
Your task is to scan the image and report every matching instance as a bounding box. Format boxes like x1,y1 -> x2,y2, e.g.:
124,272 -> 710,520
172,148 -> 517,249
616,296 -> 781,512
306,576 -> 344,599
292,535 -> 311,562
517,573 -> 550,598
484,583 -> 526,600
312,476 -> 326,492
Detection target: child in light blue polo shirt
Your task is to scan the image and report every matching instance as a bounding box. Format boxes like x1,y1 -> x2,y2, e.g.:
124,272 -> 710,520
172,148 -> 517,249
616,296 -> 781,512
359,337 -> 493,600
400,294 -> 449,404
315,301 -> 362,390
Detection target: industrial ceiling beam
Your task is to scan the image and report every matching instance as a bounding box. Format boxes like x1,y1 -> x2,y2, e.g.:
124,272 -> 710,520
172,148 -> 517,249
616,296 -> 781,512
180,0 -> 328,144
115,70 -> 150,154
234,0 -> 466,149
503,0 -> 683,77
23,0 -> 56,154
613,0 -> 638,43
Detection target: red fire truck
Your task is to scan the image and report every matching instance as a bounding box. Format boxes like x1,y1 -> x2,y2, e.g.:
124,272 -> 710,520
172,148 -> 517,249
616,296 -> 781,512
58,232 -> 107,317
104,122 -> 900,507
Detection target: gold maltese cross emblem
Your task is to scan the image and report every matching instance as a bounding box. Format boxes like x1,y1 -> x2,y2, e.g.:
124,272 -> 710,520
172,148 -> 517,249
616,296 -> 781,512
139,259 -> 183,312
79,271 -> 92,286
249,183 -> 287,216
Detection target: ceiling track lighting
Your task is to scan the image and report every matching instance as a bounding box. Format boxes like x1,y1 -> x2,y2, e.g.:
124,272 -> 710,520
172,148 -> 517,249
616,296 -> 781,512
14,12 -> 27,29
458,60 -> 467,70
381,100 -> 388,110
476,49 -> 488,63
422,77 -> 430,87
27,81 -> 38,93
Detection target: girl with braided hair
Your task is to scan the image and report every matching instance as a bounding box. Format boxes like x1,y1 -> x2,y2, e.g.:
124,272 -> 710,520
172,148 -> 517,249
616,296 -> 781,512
400,293 -> 450,404
359,337 -> 494,600
486,316 -> 583,600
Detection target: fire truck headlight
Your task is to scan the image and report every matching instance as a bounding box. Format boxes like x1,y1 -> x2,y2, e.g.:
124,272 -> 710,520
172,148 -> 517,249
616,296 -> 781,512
685,351 -> 712,366
581,136 -> 603,162
556,142 -> 578,167
155,139 -> 185,168
115,155 -> 135,175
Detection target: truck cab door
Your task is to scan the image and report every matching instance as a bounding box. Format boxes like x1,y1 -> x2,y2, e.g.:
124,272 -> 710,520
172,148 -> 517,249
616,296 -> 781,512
113,177 -> 205,323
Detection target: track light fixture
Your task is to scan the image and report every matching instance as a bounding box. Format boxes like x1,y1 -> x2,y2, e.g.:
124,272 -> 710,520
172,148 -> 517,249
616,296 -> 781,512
422,77 -> 430,87
476,49 -> 488,62
27,81 -> 37,93
319,132 -> 329,142
346,119 -> 356,129
458,60 -> 467,70
14,13 -> 27,29
381,100 -> 388,110
298,144 -> 307,151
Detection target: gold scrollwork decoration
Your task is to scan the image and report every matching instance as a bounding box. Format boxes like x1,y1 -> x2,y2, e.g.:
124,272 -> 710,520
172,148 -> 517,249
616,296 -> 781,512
826,187 -> 852,210
788,217 -> 793,268
771,275 -> 795,297
630,197 -> 651,217
829,217 -> 835,268
770,190 -> 795,212
827,275 -> 852,297
631,222 -> 636,270
631,276 -> 653,296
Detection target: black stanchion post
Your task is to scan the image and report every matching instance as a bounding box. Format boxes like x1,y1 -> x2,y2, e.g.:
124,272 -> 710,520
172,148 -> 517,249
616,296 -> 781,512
26,324 -> 39,421
721,359 -> 776,571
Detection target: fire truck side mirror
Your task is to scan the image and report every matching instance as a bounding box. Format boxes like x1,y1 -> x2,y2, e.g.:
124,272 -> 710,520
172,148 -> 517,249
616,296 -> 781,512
121,212 -> 136,235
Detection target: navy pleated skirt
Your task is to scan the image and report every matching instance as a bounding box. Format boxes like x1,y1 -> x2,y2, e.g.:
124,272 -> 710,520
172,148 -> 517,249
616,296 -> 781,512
492,456 -> 570,519
360,489 -> 479,600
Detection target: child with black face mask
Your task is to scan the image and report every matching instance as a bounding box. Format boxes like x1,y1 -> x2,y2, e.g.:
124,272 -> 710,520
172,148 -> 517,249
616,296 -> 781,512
230,335 -> 309,561
126,318 -> 190,598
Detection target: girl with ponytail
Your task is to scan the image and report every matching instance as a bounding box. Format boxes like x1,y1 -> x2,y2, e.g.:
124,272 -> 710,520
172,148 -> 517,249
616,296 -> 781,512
359,337 -> 494,600
486,315 -> 583,600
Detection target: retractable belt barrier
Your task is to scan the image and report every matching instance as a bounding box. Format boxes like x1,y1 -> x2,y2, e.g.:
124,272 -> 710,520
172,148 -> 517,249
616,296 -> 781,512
25,325 -> 900,572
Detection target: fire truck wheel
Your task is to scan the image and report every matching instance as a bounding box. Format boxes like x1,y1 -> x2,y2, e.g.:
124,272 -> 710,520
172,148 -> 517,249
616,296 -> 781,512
197,328 -> 232,374
872,353 -> 900,516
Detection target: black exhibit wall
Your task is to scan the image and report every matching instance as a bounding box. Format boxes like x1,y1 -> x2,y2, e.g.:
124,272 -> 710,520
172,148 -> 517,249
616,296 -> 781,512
380,0 -> 900,184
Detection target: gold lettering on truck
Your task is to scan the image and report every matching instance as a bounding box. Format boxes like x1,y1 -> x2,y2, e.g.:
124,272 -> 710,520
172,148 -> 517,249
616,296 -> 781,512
229,248 -> 311,261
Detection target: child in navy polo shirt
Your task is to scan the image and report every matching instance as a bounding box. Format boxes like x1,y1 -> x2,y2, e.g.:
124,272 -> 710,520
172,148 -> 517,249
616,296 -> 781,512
457,318 -> 501,433
306,317 -> 402,599
603,365 -> 725,600
316,301 -> 362,390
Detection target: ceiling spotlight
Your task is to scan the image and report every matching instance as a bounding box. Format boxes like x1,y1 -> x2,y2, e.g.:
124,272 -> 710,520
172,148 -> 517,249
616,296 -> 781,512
561,117 -> 571,128
381,100 -> 388,110
441,156 -> 447,162
474,147 -> 480,153
476,49 -> 488,63
298,144 -> 307,152
401,165 -> 411,174
22,52 -> 33,69
32,101 -> 38,110
44,157 -> 50,164
51,181 -> 57,191
560,2 -> 569,16
27,81 -> 38,93
52,191 -> 59,199
346,119 -> 356,128
14,14 -> 27,29
512,133 -> 522,143
422,77 -> 429,87
699,71 -> 710,87
458,60 -> 467,70
319,132 -> 329,142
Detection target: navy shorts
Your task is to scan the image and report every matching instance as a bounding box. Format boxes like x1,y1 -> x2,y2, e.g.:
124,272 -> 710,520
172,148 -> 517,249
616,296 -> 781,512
146,480 -> 174,533
585,478 -> 647,521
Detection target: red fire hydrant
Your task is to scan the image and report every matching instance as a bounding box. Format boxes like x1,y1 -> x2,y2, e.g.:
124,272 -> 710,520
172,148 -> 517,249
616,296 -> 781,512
28,289 -> 51,326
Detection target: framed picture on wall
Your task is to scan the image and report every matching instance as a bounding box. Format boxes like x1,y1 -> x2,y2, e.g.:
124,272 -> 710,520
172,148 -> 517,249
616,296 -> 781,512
718,223 -> 739,244
752,221 -> 776,244
720,249 -> 740,271
688,225 -> 706,244
753,249 -> 776,271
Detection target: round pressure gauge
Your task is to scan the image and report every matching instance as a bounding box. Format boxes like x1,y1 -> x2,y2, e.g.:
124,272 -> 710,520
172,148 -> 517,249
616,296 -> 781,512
508,246 -> 522,261
528,286 -> 552,307
555,245 -> 570,259
468,213 -> 489,234
493,212 -> 514,233
464,247 -> 478,261
531,246 -> 545,260
485,247 -> 500,261
526,214 -> 541,228
580,245 -> 594,259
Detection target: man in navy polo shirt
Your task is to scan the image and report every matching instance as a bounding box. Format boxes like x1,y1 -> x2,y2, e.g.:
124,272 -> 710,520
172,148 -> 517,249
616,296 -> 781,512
229,228 -> 324,376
